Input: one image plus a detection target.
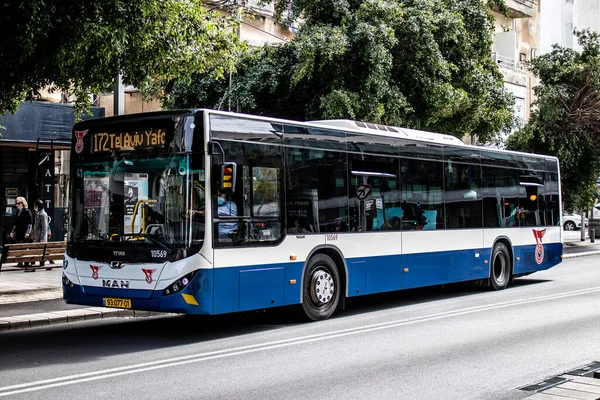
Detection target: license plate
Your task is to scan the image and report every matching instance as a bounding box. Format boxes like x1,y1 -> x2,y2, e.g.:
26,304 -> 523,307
104,298 -> 132,309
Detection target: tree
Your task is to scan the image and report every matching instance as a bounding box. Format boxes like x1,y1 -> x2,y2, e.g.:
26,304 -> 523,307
169,0 -> 514,143
0,0 -> 243,118
506,30 -> 600,211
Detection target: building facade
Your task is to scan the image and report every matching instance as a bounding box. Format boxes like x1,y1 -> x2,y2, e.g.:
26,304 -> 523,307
490,0 -> 541,140
541,0 -> 600,54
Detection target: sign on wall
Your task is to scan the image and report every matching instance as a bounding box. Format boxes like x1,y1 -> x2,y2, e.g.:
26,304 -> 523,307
37,150 -> 55,239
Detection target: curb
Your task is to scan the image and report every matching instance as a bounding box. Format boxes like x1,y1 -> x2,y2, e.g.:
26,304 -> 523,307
0,307 -> 171,331
562,250 -> 600,259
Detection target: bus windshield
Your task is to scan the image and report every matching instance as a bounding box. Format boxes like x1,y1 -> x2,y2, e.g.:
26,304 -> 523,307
70,154 -> 205,249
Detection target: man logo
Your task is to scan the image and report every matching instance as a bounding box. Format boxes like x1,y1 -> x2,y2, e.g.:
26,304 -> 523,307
532,228 -> 546,265
110,262 -> 126,270
74,129 -> 88,154
90,264 -> 102,280
102,280 -> 130,289
142,268 -> 157,284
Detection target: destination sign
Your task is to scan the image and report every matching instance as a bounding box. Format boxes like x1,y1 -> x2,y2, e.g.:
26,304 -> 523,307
90,129 -> 167,153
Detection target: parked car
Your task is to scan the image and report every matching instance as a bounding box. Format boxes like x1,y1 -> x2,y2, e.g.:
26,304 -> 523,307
562,212 -> 588,231
593,204 -> 600,219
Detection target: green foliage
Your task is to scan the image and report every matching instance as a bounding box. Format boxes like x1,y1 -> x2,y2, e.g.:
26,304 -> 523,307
506,30 -> 600,211
0,0 -> 243,118
171,0 -> 514,142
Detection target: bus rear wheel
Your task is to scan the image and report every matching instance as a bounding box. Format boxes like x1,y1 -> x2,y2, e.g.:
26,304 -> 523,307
301,254 -> 340,321
490,242 -> 511,290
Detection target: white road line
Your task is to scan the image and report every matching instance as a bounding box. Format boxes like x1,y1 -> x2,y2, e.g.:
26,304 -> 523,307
1,286 -> 599,397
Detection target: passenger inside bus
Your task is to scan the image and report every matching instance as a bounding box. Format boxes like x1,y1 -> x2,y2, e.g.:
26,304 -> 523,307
196,192 -> 238,240
288,218 -> 314,234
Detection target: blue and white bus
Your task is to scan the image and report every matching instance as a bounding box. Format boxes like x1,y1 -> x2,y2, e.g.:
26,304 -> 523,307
63,109 -> 563,320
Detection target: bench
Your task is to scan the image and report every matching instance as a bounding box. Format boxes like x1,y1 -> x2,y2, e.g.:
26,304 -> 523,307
0,241 -> 67,272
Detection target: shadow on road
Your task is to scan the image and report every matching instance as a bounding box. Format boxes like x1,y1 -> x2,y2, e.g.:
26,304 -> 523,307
0,277 -> 551,371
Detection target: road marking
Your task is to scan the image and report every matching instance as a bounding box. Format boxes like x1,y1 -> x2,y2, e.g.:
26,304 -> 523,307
1,286 -> 600,396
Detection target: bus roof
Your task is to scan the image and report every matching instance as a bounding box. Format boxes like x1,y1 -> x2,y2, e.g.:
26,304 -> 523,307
73,108 -> 558,163
309,119 -> 466,146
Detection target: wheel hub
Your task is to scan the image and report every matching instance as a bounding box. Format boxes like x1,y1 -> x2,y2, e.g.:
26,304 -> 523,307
494,253 -> 506,283
309,269 -> 335,306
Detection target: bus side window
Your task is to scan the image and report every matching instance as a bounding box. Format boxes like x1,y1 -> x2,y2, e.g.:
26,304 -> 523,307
286,147 -> 348,234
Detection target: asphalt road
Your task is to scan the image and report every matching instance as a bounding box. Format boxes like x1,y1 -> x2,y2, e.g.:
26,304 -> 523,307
0,256 -> 599,399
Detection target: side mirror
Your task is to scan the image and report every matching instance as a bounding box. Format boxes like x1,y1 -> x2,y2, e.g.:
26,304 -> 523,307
219,162 -> 237,194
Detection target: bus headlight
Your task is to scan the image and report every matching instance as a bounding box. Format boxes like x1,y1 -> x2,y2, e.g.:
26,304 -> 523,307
62,274 -> 75,288
162,271 -> 197,296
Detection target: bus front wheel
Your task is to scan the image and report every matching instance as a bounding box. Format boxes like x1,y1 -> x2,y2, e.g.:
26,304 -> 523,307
490,242 -> 511,290
301,254 -> 340,321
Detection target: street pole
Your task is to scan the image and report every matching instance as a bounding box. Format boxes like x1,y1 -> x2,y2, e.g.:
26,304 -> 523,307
113,73 -> 125,116
580,210 -> 586,241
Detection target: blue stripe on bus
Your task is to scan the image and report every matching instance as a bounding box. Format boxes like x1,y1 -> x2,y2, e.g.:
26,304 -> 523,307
64,243 -> 562,315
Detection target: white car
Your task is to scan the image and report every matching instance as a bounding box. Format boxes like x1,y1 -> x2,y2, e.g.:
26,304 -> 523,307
562,212 -> 588,231
593,204 -> 600,219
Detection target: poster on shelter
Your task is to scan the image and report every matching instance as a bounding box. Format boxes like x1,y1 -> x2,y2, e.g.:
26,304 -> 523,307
124,173 -> 148,233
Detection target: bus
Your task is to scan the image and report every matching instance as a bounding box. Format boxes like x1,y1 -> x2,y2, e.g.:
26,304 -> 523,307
63,109 -> 563,321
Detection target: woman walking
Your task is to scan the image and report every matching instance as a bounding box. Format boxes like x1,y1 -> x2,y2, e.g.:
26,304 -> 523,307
32,199 -> 50,270
9,196 -> 33,270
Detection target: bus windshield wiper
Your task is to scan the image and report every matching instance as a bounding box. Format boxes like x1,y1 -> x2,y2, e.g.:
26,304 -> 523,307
117,233 -> 172,251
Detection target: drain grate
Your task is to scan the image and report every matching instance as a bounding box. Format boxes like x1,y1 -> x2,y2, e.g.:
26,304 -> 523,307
519,362 -> 600,393
518,377 -> 568,392
565,361 -> 600,377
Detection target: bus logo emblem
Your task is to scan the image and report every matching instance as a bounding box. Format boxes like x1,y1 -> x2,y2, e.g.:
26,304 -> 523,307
74,129 -> 88,154
110,262 -> 125,270
90,264 -> 102,280
532,229 -> 546,265
142,268 -> 157,284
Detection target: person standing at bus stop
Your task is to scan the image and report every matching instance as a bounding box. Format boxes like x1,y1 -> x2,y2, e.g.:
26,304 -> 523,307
32,199 -> 51,271
9,196 -> 33,270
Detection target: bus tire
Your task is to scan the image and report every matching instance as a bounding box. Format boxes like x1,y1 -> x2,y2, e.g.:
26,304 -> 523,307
490,242 -> 511,290
301,254 -> 340,321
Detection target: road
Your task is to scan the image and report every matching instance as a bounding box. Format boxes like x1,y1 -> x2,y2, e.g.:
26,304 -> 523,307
0,256 -> 598,399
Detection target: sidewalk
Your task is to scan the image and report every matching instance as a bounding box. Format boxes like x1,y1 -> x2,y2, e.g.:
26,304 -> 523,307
0,265 -> 165,331
562,230 -> 600,258
1,236 -> 599,331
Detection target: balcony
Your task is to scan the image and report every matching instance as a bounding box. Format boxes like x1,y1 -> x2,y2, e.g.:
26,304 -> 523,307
491,52 -> 529,86
505,0 -> 536,18
492,52 -> 521,71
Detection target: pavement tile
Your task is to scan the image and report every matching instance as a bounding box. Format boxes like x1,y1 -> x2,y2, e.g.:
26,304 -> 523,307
118,309 -> 135,317
84,307 -> 120,317
148,312 -> 169,317
48,309 -> 89,322
28,315 -> 51,327
82,310 -> 103,321
45,312 -> 69,324
66,313 -> 87,322
1,316 -> 31,329
134,310 -> 150,317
